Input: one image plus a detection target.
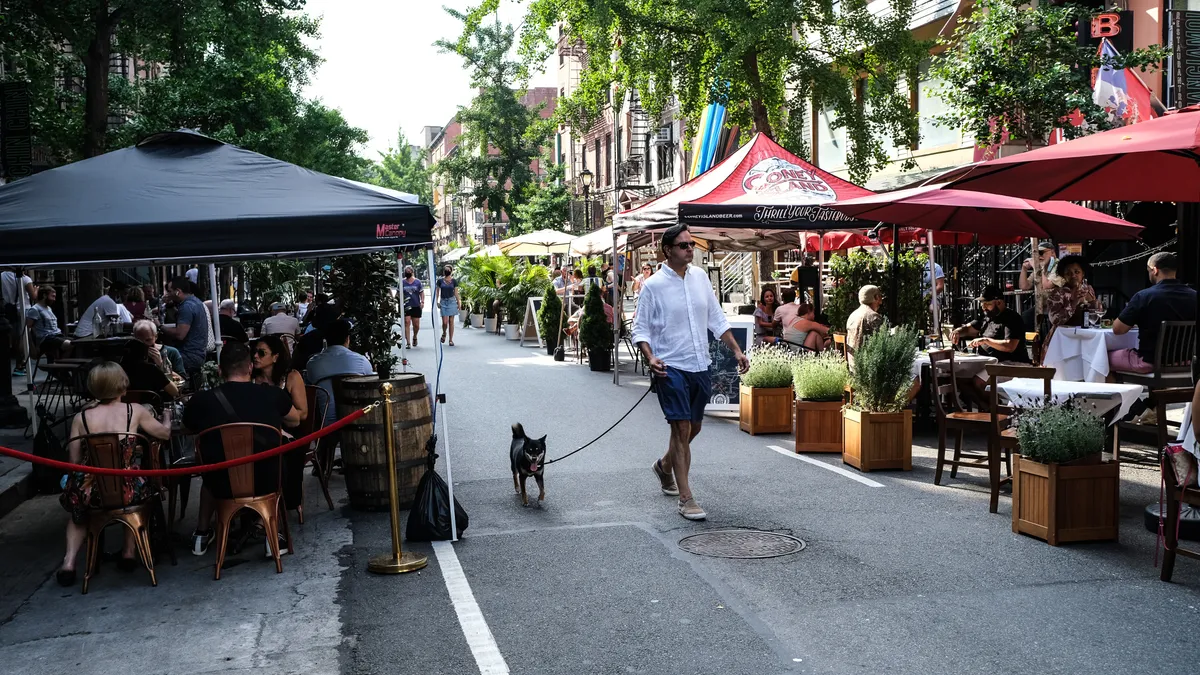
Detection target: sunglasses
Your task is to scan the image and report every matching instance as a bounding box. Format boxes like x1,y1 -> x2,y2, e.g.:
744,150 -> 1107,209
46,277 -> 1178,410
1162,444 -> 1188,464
255,349 -> 271,357
671,242 -> 696,251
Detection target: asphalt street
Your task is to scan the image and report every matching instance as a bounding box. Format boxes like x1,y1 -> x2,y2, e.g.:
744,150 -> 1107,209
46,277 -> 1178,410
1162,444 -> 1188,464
1,321 -> 1199,674
339,323 -> 1200,675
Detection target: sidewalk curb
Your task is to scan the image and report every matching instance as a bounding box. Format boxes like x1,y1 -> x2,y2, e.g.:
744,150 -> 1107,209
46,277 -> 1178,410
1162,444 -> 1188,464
0,463 -> 34,521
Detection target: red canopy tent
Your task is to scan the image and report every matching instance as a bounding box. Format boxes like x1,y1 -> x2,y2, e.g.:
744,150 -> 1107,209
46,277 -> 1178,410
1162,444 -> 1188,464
614,133 -> 876,251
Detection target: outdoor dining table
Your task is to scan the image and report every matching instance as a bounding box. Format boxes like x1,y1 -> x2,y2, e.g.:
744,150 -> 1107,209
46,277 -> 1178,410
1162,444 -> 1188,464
1041,326 -> 1138,383
997,378 -> 1144,425
911,351 -> 997,383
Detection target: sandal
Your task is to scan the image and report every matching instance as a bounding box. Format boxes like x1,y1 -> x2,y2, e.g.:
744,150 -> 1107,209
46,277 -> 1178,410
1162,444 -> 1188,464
56,568 -> 76,587
449,340 -> 455,347
440,333 -> 446,344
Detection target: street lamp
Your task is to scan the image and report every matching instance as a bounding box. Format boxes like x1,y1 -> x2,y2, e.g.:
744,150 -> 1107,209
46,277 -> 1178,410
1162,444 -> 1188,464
579,168 -> 593,232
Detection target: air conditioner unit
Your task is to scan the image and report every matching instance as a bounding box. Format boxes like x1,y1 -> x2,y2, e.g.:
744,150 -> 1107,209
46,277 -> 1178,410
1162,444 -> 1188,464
651,126 -> 673,145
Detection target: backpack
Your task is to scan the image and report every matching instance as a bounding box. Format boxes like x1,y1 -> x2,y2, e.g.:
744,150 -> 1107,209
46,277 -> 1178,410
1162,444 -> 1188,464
31,408 -> 69,495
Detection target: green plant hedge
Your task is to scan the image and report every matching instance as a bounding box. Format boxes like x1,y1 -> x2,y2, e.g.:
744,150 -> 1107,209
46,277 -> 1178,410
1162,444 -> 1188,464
826,249 -> 930,332
848,325 -> 918,413
537,287 -> 565,350
741,344 -> 797,389
1014,404 -> 1105,463
579,283 -> 612,353
792,351 -> 848,401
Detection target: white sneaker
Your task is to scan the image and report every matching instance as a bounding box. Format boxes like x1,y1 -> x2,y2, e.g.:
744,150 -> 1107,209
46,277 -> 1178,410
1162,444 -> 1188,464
264,531 -> 291,558
678,497 -> 707,521
190,530 -> 213,556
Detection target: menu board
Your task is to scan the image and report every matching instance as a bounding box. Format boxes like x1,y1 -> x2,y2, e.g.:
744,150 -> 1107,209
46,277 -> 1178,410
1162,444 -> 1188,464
706,325 -> 750,412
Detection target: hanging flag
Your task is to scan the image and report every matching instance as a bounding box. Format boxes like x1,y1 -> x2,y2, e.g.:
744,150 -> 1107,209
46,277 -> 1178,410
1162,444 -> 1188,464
1093,38 -> 1157,126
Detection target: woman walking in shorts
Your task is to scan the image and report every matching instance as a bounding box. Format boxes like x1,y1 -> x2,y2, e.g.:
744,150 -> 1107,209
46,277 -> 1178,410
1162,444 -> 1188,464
436,265 -> 460,346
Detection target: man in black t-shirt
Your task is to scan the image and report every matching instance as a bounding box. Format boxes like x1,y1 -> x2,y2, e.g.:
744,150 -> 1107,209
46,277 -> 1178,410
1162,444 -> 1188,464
950,286 -> 1030,406
183,341 -> 299,556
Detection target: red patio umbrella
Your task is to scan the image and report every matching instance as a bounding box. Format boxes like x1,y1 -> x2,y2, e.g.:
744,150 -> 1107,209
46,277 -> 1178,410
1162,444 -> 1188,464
943,109 -> 1200,201
825,184 -> 1143,241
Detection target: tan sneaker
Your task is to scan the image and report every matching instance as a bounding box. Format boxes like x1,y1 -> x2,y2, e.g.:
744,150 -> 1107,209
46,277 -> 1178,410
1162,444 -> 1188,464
1137,408 -> 1159,426
653,459 -> 679,496
678,497 -> 707,521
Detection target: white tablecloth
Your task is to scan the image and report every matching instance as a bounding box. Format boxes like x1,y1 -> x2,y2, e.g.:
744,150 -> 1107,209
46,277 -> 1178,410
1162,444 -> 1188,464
911,352 -> 997,383
997,378 -> 1143,424
1042,327 -> 1138,383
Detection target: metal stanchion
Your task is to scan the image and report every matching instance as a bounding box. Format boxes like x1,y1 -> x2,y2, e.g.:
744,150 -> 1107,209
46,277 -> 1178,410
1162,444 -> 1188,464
368,382 -> 428,575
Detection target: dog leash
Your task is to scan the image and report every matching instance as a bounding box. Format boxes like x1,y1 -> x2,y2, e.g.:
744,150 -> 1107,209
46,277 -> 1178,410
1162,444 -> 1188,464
543,387 -> 654,465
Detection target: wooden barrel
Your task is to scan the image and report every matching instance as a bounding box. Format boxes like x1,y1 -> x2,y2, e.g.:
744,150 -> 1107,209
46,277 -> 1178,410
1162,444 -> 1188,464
334,374 -> 432,511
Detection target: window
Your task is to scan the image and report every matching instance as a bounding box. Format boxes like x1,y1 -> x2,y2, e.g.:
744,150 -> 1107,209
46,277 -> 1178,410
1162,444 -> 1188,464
816,107 -> 846,170
657,141 -> 674,181
594,138 -> 601,181
604,133 -> 612,185
559,53 -> 564,66
917,61 -> 959,149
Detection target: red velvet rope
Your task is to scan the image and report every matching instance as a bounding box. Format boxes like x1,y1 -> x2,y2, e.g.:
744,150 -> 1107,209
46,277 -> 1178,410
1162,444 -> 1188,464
0,407 -> 369,477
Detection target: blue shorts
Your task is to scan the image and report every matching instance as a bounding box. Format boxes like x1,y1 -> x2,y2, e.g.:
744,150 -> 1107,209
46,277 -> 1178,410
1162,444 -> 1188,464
655,366 -> 711,423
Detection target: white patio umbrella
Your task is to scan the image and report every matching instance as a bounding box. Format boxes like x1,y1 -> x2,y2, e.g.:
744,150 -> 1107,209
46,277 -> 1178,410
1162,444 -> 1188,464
466,244 -> 503,258
570,226 -> 627,257
441,247 -> 471,262
497,228 -> 574,256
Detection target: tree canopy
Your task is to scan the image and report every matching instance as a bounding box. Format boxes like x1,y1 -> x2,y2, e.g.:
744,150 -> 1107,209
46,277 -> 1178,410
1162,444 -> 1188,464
512,160 -> 571,235
435,9 -> 551,227
0,0 -> 370,179
367,130 -> 434,205
468,0 -> 928,183
932,0 -> 1168,150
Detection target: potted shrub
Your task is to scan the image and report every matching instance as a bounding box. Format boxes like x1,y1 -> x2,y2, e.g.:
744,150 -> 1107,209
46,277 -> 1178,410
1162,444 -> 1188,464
579,283 -> 613,372
792,351 -> 848,452
1011,403 -> 1118,545
843,326 -> 918,471
537,287 -> 565,355
738,344 -> 796,435
327,251 -> 400,378
501,262 -> 550,340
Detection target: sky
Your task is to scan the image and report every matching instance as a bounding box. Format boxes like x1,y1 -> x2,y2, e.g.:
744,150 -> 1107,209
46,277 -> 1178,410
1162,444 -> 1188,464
301,0 -> 557,158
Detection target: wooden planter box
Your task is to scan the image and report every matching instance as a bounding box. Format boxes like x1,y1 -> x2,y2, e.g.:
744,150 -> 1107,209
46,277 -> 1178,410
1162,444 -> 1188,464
794,399 -> 843,453
842,408 -> 912,472
1012,454 -> 1119,546
739,385 -> 794,435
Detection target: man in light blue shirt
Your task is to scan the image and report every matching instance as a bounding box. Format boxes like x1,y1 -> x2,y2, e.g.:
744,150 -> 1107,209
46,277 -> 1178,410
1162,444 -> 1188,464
305,318 -> 375,426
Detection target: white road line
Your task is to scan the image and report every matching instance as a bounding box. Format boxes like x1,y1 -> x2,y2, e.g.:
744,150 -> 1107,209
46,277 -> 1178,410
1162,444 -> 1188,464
432,541 -> 509,674
766,445 -> 885,488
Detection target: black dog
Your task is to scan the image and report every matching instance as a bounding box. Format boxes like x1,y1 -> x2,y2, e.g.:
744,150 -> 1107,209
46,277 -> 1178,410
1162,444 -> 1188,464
510,423 -> 547,506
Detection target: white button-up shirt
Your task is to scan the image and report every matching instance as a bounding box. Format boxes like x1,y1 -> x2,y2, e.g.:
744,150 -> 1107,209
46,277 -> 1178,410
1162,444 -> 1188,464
631,263 -> 731,373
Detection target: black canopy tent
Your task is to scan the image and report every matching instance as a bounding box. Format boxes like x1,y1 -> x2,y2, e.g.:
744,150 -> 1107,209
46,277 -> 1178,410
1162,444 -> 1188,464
0,128 -> 436,416
0,129 -> 434,268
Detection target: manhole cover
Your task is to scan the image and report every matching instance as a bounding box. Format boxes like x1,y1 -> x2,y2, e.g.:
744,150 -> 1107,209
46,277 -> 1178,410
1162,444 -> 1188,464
678,530 -> 806,559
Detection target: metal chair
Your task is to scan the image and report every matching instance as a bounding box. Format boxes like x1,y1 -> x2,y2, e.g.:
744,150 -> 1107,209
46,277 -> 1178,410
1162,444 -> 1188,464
123,389 -> 164,414
985,363 -> 1056,514
1113,321 -> 1195,389
195,423 -> 290,580
68,431 -> 167,594
292,385 -> 335,522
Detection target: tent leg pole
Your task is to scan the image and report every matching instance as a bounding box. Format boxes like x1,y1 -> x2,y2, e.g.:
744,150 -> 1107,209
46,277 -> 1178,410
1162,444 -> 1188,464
396,249 -> 407,373
889,223 -> 900,324
612,228 -> 621,386
818,234 -> 825,315
207,263 -> 221,360
427,248 -> 438,342
441,393 -> 457,542
928,230 -> 940,345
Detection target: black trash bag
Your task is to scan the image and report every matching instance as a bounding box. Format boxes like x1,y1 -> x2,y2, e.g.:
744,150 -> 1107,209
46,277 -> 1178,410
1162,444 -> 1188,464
31,407 -> 68,495
406,435 -> 468,541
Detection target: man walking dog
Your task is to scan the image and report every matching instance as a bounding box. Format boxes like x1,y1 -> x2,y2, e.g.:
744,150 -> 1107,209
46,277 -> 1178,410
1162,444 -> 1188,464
632,224 -> 750,520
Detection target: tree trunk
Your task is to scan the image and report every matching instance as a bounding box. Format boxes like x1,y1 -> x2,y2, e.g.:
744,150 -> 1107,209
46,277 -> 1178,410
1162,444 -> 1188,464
741,49 -> 774,138
77,3 -> 118,312
757,251 -> 774,297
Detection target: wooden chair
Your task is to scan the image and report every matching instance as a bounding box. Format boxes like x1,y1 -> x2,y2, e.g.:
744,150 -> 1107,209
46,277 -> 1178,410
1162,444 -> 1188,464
832,333 -> 847,359
930,350 -> 1002,490
985,363 -> 1056,514
1161,454 -> 1200,582
1114,321 -> 1195,389
279,333 -> 296,356
69,431 -> 164,594
196,423 -> 291,580
292,385 -> 335,522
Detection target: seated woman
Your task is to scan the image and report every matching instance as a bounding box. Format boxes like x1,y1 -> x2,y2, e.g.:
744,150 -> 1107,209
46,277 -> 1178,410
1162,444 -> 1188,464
252,334 -> 309,513
1045,254 -> 1104,331
57,362 -> 171,586
753,289 -> 779,344
782,303 -> 829,352
123,286 -> 148,320
120,339 -> 180,403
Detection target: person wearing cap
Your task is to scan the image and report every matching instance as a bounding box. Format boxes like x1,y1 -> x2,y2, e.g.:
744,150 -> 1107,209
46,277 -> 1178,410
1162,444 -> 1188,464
1019,242 -> 1057,291
951,285 -> 1030,365
846,285 -> 885,362
217,299 -> 248,343
261,302 -> 300,337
